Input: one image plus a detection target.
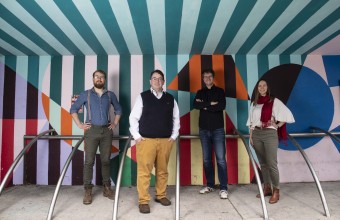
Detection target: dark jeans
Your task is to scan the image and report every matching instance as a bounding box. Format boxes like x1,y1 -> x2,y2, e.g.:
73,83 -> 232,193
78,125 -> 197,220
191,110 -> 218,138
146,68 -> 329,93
199,128 -> 228,191
83,125 -> 113,187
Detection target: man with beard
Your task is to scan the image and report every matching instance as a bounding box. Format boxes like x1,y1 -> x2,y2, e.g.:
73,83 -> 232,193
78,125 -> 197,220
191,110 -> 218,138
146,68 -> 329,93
70,69 -> 122,204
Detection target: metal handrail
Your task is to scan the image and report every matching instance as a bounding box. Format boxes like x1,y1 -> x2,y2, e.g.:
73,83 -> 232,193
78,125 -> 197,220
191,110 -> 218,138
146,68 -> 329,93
112,136 -> 133,220
232,130 -> 269,220
287,134 -> 330,218
47,136 -> 85,220
0,129 -> 55,196
310,126 -> 340,144
175,138 -> 180,220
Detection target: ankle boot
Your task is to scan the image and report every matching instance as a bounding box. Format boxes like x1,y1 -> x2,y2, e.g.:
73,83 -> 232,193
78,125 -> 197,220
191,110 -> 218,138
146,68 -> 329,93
269,188 -> 280,204
103,184 -> 115,200
256,184 -> 272,198
83,186 -> 92,205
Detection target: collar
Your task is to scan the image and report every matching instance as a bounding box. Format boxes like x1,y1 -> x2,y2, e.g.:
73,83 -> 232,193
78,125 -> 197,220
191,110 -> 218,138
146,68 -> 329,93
91,87 -> 107,94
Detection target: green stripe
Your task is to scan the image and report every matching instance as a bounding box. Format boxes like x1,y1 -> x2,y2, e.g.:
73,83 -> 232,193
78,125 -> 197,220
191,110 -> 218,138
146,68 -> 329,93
91,1 -> 130,54
279,55 -> 290,65
215,1 -> 256,53
97,55 -> 108,88
143,55 -> 154,91
18,0 -> 82,55
190,0 -> 220,54
50,56 -> 62,105
165,1 -> 183,54
5,56 -> 16,72
238,0 -> 292,54
258,55 -> 269,78
283,9 -> 340,54
0,5 -> 60,55
119,55 -> 132,185
54,0 -> 106,54
73,56 -> 85,121
0,47 -> 12,56
128,0 -> 154,54
0,29 -> 36,55
260,1 -> 328,54
28,56 -> 39,88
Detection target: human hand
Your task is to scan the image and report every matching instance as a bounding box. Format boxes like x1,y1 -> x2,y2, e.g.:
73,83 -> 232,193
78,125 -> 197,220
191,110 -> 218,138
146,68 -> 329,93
78,123 -> 91,130
108,123 -> 117,130
196,99 -> 203,102
136,137 -> 145,144
211,101 -> 218,105
168,138 -> 175,142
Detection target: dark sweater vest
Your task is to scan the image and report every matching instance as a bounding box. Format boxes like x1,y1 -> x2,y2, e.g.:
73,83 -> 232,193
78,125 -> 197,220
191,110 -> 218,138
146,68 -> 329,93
139,91 -> 174,138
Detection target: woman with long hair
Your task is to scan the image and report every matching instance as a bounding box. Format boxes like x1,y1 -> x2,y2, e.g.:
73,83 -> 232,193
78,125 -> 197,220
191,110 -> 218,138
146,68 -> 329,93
246,79 -> 295,204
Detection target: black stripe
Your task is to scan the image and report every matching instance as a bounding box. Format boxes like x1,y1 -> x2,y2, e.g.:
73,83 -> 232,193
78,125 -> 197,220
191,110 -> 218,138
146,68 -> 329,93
3,65 -> 16,119
201,55 -> 213,88
224,55 -> 236,98
178,62 -> 189,91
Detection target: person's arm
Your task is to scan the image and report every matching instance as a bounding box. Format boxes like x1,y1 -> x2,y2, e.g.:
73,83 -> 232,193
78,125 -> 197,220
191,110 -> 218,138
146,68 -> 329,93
109,91 -> 122,130
170,100 -> 180,141
71,113 -> 91,130
129,95 -> 144,143
205,88 -> 226,112
193,90 -> 210,110
70,92 -> 91,130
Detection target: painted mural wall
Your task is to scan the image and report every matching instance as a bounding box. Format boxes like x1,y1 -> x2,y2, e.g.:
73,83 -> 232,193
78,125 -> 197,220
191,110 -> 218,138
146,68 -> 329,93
0,54 -> 339,187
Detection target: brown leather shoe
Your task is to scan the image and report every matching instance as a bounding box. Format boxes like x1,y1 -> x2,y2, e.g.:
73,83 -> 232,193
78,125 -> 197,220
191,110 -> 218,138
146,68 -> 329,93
256,183 -> 272,198
155,197 -> 171,206
139,204 -> 150,214
83,187 -> 92,205
269,188 -> 280,204
103,184 -> 115,200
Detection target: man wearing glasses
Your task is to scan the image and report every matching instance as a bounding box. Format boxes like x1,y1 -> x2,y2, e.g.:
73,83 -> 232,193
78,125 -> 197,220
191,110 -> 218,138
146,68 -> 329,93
70,69 -> 122,205
129,69 -> 180,214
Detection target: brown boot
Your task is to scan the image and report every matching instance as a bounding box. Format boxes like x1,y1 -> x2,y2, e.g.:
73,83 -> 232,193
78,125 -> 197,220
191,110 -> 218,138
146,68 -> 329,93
269,188 -> 280,204
103,184 -> 115,200
256,184 -> 272,198
83,186 -> 92,205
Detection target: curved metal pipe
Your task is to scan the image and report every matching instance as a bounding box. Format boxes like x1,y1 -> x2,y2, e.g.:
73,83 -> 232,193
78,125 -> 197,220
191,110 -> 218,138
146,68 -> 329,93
288,134 -> 331,217
175,138 -> 180,220
310,126 -> 340,143
233,129 -> 269,220
47,136 -> 85,220
0,129 -> 55,196
112,136 -> 132,220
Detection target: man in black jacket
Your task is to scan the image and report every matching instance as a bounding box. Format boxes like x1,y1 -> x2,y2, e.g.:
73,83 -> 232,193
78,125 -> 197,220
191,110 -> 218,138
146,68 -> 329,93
193,68 -> 228,199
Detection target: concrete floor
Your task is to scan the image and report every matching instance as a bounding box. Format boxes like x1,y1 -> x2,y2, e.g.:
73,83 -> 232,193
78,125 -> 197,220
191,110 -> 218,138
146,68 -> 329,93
0,182 -> 339,220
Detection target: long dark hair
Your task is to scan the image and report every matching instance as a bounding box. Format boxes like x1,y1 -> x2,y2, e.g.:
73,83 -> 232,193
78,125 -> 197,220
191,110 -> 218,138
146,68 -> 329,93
253,79 -> 274,105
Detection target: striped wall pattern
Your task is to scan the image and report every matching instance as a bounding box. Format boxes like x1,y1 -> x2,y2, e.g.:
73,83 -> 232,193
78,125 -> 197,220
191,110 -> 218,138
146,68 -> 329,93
1,1 -> 339,56
1,54 -> 340,187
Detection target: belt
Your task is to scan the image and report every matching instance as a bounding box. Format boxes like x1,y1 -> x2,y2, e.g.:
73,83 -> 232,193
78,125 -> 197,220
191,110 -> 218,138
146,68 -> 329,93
91,124 -> 109,128
255,126 -> 272,130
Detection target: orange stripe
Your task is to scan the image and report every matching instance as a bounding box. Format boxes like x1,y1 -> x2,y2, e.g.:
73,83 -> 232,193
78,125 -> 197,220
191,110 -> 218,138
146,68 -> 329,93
167,74 -> 178,90
189,55 -> 201,93
42,93 -> 50,120
212,55 -> 225,90
235,67 -> 249,100
61,107 -> 72,145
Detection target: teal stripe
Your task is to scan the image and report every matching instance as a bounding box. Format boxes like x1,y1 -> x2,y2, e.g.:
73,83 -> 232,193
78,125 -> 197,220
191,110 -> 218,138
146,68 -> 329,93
190,0 -> 220,54
260,1 -> 328,54
226,97 -> 237,129
257,55 -> 269,78
165,1 -> 183,54
238,0 -> 292,54
5,56 -> 16,71
285,10 -> 340,54
17,0 -> 82,55
0,5 -> 59,55
73,56 -> 85,121
0,29 -> 36,55
166,55 -> 178,101
91,1 -> 129,54
128,0 -> 154,54
97,55 -> 108,88
119,55 -> 131,185
279,55 -> 290,65
246,55 -> 259,97
143,55 -> 154,91
28,56 -> 39,89
305,31 -> 340,56
0,47 -> 12,56
54,0 -> 106,54
50,56 -> 62,105
215,1 -> 256,53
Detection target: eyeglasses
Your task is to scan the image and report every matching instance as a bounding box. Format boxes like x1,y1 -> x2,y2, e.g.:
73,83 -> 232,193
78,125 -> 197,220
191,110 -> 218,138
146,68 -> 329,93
151,77 -> 164,82
94,75 -> 105,80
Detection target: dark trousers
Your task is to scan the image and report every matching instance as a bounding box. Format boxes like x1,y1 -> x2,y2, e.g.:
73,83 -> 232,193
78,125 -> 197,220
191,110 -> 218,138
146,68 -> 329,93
83,125 -> 113,187
199,128 -> 228,191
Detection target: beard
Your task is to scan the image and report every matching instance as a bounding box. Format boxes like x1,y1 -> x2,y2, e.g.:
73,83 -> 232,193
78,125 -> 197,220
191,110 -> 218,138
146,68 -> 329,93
94,82 -> 104,89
